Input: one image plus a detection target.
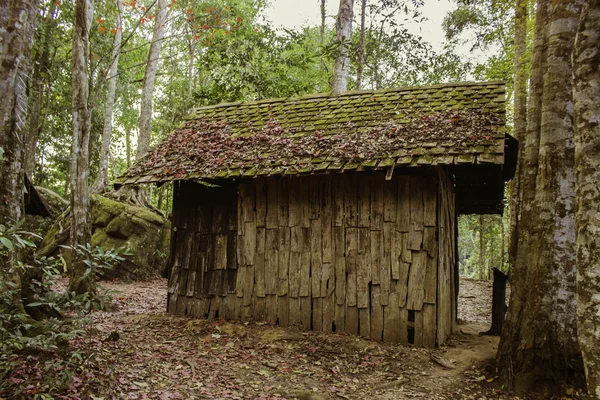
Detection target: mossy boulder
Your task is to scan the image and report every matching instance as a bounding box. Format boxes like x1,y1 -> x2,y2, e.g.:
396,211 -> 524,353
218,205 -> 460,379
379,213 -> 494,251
39,195 -> 170,280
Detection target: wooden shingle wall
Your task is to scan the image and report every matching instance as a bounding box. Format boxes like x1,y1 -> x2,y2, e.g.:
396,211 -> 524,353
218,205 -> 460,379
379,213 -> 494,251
167,170 -> 457,346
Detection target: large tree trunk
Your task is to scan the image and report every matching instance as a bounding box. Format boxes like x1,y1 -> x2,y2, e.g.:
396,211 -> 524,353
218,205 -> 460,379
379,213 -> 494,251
355,0 -> 367,90
0,0 -> 38,312
69,0 -> 95,295
331,0 -> 354,93
573,1 -> 600,397
91,0 -> 123,193
508,0 -> 529,273
136,0 -> 167,160
496,0 -> 584,391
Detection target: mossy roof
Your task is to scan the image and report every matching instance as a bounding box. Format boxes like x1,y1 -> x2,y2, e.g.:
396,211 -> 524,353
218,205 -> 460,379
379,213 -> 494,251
117,81 -> 507,185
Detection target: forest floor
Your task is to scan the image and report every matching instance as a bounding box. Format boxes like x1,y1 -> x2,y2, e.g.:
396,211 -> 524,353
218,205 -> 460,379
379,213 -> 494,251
4,278 -> 574,400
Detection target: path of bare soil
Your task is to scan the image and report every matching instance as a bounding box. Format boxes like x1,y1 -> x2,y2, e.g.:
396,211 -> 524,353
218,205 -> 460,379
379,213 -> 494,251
3,278 -> 529,400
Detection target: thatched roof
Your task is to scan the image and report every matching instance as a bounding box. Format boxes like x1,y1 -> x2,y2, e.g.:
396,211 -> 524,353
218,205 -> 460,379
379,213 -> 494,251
117,81 -> 510,187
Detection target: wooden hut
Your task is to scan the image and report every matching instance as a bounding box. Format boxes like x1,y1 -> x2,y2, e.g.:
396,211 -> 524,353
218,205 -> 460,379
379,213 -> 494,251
117,81 -> 516,347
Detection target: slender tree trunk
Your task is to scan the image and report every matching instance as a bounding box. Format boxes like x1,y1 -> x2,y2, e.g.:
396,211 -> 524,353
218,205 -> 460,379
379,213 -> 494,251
0,0 -> 38,312
91,0 -> 123,193
573,2 -> 600,397
69,0 -> 95,295
497,0 -> 585,391
331,0 -> 354,93
137,0 -> 167,159
508,0 -> 529,273
25,2 -> 57,177
355,0 -> 367,90
500,214 -> 505,271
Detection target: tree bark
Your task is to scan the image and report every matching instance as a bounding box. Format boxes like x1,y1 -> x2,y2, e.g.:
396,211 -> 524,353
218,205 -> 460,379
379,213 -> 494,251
0,0 -> 38,311
331,0 -> 354,93
69,0 -> 95,295
136,0 -> 167,160
573,1 -> 600,397
497,0 -> 585,391
91,0 -> 123,193
355,0 -> 367,90
508,0 -> 529,274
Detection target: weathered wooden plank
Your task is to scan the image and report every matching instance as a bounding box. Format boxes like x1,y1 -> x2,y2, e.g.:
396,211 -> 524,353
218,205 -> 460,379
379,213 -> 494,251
357,176 -> 371,227
300,296 -> 311,329
371,176 -> 384,230
235,264 -> 246,298
240,183 -> 255,223
398,260 -> 410,308
343,175 -> 358,227
381,223 -> 392,306
255,253 -> 266,298
413,310 -> 423,346
255,179 -> 267,228
345,228 -> 358,307
289,178 -> 300,227
226,232 -> 237,271
186,269 -> 196,297
391,229 -> 401,280
278,178 -> 290,227
198,202 -> 212,234
383,292 -> 400,342
334,227 -> 346,305
408,225 -> 423,250
298,177 -> 310,228
424,254 -> 437,304
332,178 -> 344,227
399,306 -> 408,345
383,179 -> 396,222
321,176 -> 333,263
370,285 -> 383,341
313,298 -> 323,331
278,228 -> 291,297
407,251 -> 427,311
423,178 -> 437,227
335,303 -> 345,332
256,227 -> 266,254
409,176 -> 424,231
266,179 -> 279,228
423,227 -> 436,257
359,308 -> 370,338
243,266 -> 254,306
289,251 -> 301,298
291,226 -> 310,252
311,218 -> 322,297
422,303 -> 436,347
278,296 -> 289,326
321,262 -> 333,297
265,249 -> 278,295
242,221 -> 256,265
289,297 -> 301,327
212,204 -> 229,234
265,228 -> 278,251
345,306 -> 358,335
299,251 -> 311,297
323,290 -> 335,332
370,230 -> 383,285
401,233 -> 412,263
357,228 -> 370,308
308,176 -> 320,219
397,177 -> 410,232
215,234 -> 228,269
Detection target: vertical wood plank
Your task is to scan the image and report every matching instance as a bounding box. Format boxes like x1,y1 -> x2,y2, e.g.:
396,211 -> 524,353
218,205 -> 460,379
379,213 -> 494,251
309,176 -> 320,219
311,218 -> 322,297
298,177 -> 310,228
409,176 -> 424,231
265,295 -> 278,325
414,310 -> 423,347
357,176 -> 371,227
265,249 -> 278,295
391,229 -> 402,280
345,228 -> 358,307
422,303 -> 437,347
289,297 -> 301,327
278,228 -> 290,297
241,182 -> 255,222
299,251 -> 311,297
359,308 -> 370,338
335,303 -> 345,332
323,288 -> 335,332
371,175 -> 384,230
424,254 -> 437,304
343,175 -> 358,227
289,251 -> 301,298
278,296 -> 289,326
266,178 -> 279,228
300,297 -> 311,329
332,178 -> 344,227
423,178 -> 437,227
334,226 -> 346,305
370,230 -> 383,285
381,223 -> 392,306
357,228 -> 371,309
278,177 -> 289,227
313,298 -> 323,331
383,292 -> 400,342
345,306 -> 358,335
321,176 -> 333,263
243,266 -> 254,306
397,177 -> 410,231
370,285 -> 383,341
383,179 -> 397,222
215,234 -> 228,269
398,306 -> 408,345
254,253 -> 266,298
243,221 -> 256,265
289,178 -> 300,227
407,250 -> 427,311
423,227 -> 436,257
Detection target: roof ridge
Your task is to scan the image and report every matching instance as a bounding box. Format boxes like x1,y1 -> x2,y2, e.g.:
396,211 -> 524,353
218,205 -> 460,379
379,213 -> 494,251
190,81 -> 505,113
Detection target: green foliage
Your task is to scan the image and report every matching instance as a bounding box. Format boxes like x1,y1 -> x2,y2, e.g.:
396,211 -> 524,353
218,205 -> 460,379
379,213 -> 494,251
458,214 -> 508,279
0,219 -> 40,253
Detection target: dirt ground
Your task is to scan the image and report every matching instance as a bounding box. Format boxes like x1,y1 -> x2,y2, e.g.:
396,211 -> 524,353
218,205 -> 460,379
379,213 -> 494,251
3,278 -> 540,400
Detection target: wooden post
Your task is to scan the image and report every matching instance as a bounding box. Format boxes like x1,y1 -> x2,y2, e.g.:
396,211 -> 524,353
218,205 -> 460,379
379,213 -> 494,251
482,268 -> 508,336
